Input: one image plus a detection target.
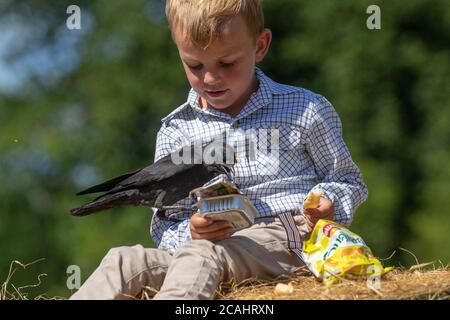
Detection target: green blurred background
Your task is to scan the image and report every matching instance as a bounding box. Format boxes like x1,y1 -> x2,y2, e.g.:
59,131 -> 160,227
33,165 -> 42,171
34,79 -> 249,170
0,0 -> 449,298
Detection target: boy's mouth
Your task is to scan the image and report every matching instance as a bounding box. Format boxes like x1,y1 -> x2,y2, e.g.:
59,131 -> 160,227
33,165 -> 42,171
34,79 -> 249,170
205,89 -> 228,98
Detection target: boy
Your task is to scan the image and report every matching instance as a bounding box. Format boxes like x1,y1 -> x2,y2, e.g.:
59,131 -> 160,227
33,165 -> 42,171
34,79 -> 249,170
70,0 -> 368,300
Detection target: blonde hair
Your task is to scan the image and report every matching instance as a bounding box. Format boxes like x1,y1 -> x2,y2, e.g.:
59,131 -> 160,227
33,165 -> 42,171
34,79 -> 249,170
166,0 -> 264,48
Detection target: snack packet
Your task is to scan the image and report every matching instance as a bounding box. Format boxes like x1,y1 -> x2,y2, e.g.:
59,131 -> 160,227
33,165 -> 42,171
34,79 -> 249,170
302,219 -> 394,286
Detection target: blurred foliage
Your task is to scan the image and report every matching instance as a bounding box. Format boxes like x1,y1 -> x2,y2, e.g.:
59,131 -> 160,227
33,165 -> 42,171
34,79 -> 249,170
0,0 -> 448,297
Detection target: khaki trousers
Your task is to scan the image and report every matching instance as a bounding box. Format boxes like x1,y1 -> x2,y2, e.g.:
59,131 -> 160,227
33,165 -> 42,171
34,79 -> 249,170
69,215 -> 309,300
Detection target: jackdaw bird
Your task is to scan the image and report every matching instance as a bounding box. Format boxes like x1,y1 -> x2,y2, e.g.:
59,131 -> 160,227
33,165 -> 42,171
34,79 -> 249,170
70,139 -> 235,217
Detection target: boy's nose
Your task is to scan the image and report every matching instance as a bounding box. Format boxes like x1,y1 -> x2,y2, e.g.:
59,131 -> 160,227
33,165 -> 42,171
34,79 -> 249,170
203,71 -> 221,86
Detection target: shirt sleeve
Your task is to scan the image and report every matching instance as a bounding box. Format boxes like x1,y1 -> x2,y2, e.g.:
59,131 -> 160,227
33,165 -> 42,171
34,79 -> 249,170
304,95 -> 369,227
149,122 -> 195,254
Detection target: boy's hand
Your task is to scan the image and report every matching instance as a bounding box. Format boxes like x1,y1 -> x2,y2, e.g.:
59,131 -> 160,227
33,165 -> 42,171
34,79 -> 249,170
190,210 -> 234,242
303,197 -> 335,231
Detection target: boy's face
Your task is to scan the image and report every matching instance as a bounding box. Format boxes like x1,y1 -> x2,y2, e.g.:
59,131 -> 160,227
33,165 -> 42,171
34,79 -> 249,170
173,16 -> 271,117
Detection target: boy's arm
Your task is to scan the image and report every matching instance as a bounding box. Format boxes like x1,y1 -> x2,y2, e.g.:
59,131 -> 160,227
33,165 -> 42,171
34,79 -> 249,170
304,95 -> 368,227
149,123 -> 194,254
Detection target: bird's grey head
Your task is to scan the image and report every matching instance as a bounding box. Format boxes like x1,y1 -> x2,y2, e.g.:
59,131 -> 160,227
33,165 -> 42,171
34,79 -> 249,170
206,162 -> 234,179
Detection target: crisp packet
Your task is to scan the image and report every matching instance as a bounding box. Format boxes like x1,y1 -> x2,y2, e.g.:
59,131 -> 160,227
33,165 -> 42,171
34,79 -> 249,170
302,219 -> 394,286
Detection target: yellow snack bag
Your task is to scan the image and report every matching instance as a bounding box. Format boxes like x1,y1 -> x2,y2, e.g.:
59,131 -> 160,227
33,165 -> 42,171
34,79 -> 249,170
302,219 -> 394,286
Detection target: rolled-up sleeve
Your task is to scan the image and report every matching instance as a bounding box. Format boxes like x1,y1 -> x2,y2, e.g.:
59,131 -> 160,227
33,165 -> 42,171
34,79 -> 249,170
304,95 -> 368,226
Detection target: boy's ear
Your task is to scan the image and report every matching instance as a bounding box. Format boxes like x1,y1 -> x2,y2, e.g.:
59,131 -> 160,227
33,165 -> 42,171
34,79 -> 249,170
255,29 -> 272,63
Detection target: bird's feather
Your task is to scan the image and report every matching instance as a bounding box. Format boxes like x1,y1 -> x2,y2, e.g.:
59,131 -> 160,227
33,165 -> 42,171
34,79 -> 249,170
70,189 -> 144,216
75,169 -> 141,195
70,138 -> 236,217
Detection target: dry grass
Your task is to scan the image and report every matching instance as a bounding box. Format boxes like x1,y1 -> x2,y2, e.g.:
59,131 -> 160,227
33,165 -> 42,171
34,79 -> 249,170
214,262 -> 450,300
3,257 -> 449,300
134,260 -> 450,300
0,259 -> 63,300
137,249 -> 450,300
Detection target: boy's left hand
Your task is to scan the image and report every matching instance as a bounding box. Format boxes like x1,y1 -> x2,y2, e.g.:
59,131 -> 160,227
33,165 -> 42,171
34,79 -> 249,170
303,197 -> 335,230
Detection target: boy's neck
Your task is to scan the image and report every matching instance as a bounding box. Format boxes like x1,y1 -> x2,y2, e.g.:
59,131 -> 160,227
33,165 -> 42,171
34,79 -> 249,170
199,75 -> 259,118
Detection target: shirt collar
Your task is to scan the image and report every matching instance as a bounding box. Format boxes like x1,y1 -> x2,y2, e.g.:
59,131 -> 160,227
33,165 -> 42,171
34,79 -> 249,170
239,67 -> 273,119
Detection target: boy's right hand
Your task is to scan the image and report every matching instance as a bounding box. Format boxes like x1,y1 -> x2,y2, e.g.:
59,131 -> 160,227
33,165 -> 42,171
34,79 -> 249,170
189,210 -> 234,242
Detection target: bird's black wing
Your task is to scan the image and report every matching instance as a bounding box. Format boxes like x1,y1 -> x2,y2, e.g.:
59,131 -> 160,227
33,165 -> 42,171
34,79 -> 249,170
76,152 -> 198,196
71,189 -> 146,216
106,155 -> 198,192
75,139 -> 227,196
76,169 -> 142,195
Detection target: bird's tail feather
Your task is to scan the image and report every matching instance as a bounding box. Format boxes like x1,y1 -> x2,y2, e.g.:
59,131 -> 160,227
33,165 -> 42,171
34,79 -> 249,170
76,169 -> 141,195
70,189 -> 143,216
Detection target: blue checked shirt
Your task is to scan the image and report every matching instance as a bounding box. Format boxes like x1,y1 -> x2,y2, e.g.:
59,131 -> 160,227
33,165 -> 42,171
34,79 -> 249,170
150,68 -> 368,254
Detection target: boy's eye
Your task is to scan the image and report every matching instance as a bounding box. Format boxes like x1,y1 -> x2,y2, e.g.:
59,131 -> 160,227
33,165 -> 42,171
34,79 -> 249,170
187,64 -> 203,70
220,61 -> 235,68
